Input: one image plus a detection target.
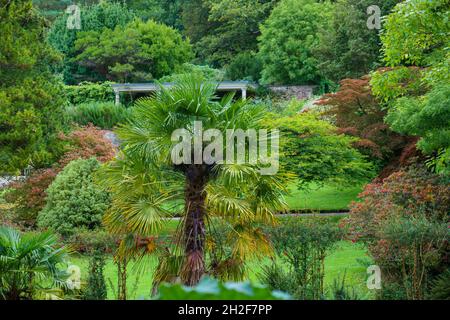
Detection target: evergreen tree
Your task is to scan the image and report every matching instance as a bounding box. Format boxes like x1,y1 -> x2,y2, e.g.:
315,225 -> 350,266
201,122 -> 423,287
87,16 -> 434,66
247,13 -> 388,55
0,0 -> 66,173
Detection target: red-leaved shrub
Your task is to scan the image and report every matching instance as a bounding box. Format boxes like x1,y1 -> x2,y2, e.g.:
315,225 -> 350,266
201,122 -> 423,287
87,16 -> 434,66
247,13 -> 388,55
343,165 -> 449,299
316,76 -> 411,164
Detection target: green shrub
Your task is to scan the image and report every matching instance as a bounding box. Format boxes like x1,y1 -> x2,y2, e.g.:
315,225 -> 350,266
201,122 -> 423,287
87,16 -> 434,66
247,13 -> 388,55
259,217 -> 342,299
225,51 -> 262,82
64,228 -> 117,254
66,102 -> 131,129
64,82 -> 115,105
428,268 -> 450,300
329,273 -> 360,300
83,251 -> 107,300
156,277 -> 290,300
37,158 -> 110,236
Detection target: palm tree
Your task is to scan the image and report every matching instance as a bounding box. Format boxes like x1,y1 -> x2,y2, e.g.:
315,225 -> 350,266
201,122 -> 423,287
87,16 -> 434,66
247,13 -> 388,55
0,226 -> 69,300
98,75 -> 288,287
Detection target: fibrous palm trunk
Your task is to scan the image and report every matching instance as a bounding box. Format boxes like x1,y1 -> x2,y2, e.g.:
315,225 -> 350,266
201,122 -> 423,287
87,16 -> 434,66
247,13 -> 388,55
181,164 -> 209,286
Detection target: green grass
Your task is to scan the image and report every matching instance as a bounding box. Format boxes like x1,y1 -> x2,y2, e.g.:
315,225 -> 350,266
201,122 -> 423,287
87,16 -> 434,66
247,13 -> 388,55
285,182 -> 365,211
68,239 -> 372,300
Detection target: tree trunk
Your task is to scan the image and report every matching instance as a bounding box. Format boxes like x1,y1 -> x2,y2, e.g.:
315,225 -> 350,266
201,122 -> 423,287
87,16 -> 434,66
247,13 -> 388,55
181,164 -> 209,286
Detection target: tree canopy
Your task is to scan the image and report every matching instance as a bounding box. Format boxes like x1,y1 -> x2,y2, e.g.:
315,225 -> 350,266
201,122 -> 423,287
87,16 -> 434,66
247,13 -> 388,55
73,19 -> 193,82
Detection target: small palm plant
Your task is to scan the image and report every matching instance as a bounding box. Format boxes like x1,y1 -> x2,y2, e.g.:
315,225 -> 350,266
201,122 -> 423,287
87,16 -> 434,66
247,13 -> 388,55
98,75 -> 288,287
0,226 -> 69,300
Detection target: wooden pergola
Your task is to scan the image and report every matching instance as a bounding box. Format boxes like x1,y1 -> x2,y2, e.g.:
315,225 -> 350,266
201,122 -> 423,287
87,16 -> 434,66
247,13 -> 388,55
111,81 -> 256,105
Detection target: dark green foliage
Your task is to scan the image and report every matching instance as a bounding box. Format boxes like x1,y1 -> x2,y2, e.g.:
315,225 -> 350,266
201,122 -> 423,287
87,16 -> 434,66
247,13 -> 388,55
428,269 -> 450,300
258,0 -> 332,85
158,63 -> 224,82
314,0 -> 400,83
83,251 -> 107,300
64,82 -> 115,105
259,218 -> 342,299
191,0 -> 278,68
330,274 -> 360,300
0,0 -> 66,173
73,19 -> 193,82
33,0 -> 98,22
37,158 -> 110,236
226,51 -> 262,82
64,228 -> 118,254
47,1 -> 135,84
66,102 -> 131,129
157,277 -> 290,300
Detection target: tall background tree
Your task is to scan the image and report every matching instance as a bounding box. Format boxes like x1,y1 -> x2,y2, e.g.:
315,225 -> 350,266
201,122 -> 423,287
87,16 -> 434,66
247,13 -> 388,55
313,0 -> 400,84
257,0 -> 333,86
47,1 -> 135,84
0,0 -> 66,173
73,19 -> 193,82
193,0 -> 278,69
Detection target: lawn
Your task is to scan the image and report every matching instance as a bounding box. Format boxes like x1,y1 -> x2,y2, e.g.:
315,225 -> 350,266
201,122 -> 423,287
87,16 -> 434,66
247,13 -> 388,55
285,182 -> 365,212
69,222 -> 373,300
68,190 -> 373,300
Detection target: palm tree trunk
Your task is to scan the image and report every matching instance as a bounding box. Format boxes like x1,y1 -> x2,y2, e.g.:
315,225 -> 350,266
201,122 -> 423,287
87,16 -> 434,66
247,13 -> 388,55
181,164 -> 209,286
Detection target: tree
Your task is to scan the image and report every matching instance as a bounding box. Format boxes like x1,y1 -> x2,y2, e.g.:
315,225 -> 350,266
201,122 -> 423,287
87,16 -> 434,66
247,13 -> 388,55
125,0 -> 184,29
188,0 -> 278,68
0,226 -> 69,300
47,1 -> 135,84
370,0 -> 450,174
97,75 -> 288,286
258,0 -> 333,85
316,76 -> 411,167
262,112 -> 375,189
73,19 -> 193,82
313,0 -> 400,83
0,0 -> 66,173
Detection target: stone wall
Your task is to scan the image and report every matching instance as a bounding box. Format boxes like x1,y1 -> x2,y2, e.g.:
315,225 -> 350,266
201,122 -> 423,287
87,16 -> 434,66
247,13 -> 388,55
268,85 -> 316,100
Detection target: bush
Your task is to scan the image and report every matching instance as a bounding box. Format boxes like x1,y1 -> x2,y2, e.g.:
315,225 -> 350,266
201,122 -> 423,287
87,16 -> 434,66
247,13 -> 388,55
159,63 -> 224,82
83,251 -> 107,300
37,158 -> 110,236
344,165 -> 450,299
225,52 -> 262,82
427,268 -> 450,300
64,82 -> 115,105
7,126 -> 116,227
64,228 -> 118,254
66,102 -> 131,129
259,218 -> 342,299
